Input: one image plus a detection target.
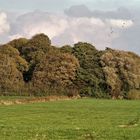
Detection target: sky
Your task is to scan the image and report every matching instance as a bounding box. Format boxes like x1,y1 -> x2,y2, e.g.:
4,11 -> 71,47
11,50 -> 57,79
0,0 -> 140,54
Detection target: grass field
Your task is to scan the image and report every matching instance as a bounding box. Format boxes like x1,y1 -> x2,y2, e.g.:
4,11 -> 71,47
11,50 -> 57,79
0,98 -> 140,140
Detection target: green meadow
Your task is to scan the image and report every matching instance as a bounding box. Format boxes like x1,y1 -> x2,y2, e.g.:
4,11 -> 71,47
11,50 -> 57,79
0,98 -> 140,140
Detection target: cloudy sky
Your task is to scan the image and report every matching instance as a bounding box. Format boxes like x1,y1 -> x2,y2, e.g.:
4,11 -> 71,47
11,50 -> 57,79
0,0 -> 140,54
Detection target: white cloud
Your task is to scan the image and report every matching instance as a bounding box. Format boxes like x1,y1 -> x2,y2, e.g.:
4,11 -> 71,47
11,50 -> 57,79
0,12 -> 10,34
70,17 -> 105,27
8,11 -> 120,49
0,6 -> 139,54
9,34 -> 24,40
109,19 -> 133,28
9,11 -> 69,40
52,16 -> 120,49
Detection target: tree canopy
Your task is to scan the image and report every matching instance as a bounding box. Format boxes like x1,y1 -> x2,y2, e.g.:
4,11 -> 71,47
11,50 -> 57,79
0,33 -> 139,99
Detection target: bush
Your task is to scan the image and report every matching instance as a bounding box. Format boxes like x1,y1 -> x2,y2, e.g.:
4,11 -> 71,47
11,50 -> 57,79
127,90 -> 140,100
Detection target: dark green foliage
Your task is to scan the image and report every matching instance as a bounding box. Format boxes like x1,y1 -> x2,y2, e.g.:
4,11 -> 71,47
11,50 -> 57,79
22,33 -> 51,55
20,34 -> 52,83
60,45 -> 73,53
21,34 -> 51,61
71,42 -> 106,97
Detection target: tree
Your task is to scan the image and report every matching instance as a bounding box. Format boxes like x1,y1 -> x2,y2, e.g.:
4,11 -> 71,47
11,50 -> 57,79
32,50 -> 79,93
60,45 -> 73,54
72,42 -> 105,97
19,34 -> 52,82
100,49 -> 140,98
0,44 -> 28,72
0,33 -> 139,98
21,33 -> 51,61
8,38 -> 28,53
0,54 -> 23,92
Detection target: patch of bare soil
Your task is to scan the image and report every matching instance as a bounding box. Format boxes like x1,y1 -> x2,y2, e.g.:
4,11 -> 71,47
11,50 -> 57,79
118,124 -> 138,128
0,95 -> 81,106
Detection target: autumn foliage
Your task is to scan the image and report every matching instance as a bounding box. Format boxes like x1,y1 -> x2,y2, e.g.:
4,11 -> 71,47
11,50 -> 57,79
0,33 -> 140,99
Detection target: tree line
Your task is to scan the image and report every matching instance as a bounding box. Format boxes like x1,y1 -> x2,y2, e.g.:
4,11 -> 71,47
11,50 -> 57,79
0,33 -> 140,99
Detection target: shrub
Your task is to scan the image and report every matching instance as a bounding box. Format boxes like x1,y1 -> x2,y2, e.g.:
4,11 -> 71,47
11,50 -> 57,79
127,90 -> 140,100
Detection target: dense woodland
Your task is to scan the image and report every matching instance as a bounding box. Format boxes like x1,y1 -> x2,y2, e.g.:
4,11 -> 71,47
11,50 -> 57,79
0,33 -> 140,99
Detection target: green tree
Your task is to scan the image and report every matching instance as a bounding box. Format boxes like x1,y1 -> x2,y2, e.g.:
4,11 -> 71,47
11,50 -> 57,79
60,45 -> 73,54
21,33 -> 51,61
72,42 -> 105,97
